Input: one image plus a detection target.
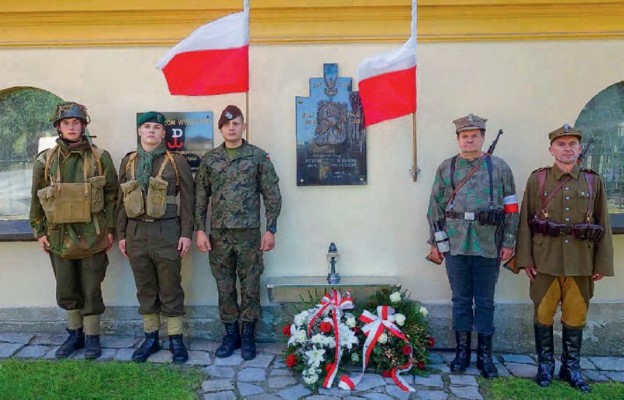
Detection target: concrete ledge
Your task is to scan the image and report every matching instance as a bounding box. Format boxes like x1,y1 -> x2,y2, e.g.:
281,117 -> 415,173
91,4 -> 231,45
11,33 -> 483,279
1,301 -> 623,356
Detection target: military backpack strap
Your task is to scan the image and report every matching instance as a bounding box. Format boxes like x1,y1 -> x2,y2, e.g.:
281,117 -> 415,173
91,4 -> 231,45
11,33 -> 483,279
164,150 -> 180,188
450,155 -> 458,191
89,144 -> 104,176
583,171 -> 596,223
43,145 -> 59,185
126,152 -> 139,180
537,168 -> 570,218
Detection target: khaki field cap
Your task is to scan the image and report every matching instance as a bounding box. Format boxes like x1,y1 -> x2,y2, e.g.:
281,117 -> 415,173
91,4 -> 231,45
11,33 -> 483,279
453,113 -> 487,133
51,101 -> 90,126
548,123 -> 583,142
218,105 -> 244,129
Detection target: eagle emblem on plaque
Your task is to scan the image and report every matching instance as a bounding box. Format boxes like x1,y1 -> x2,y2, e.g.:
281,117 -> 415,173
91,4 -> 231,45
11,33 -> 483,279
296,63 -> 366,186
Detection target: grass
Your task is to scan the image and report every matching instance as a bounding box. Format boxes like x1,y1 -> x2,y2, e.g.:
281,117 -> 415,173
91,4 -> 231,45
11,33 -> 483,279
0,359 -> 203,400
481,376 -> 624,400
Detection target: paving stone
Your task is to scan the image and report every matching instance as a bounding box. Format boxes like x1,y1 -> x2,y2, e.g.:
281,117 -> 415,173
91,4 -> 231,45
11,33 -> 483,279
246,395 -> 281,400
238,383 -> 265,397
505,362 -> 536,378
268,376 -> 297,389
146,349 -> 172,363
273,359 -> 287,369
590,357 -> 624,371
31,334 -> 68,346
14,345 -> 53,358
441,352 -> 456,363
580,357 -> 596,370
214,353 -> 243,367
43,348 -> 59,359
277,384 -> 312,400
187,350 -> 212,366
428,352 -> 445,364
306,396 -> 335,400
603,372 -> 624,382
93,348 -> 117,362
201,379 -> 235,392
0,333 -> 34,344
500,354 -> 536,365
203,365 -> 236,379
101,336 -> 138,349
415,390 -> 449,400
203,391 -> 237,400
318,387 -> 346,397
385,384 -> 412,400
258,342 -> 284,354
244,354 -> 275,368
238,367 -> 267,382
449,375 -> 478,387
353,373 -> 386,391
362,393 -> 395,400
69,349 -> 86,359
464,365 -> 481,375
428,363 -> 450,374
449,385 -> 483,400
584,369 -> 609,382
414,374 -> 444,388
495,363 -> 511,378
270,368 -> 293,377
114,348 -> 134,362
190,339 -> 219,352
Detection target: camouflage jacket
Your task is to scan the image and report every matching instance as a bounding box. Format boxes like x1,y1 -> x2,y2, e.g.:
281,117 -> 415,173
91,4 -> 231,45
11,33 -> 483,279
116,151 -> 195,239
194,140 -> 282,231
427,154 -> 519,258
516,164 -> 614,276
29,138 -> 118,255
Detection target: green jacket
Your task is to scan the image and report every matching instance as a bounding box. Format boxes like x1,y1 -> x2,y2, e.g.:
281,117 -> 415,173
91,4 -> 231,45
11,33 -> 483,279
29,138 -> 118,257
516,164 -> 614,276
194,140 -> 282,231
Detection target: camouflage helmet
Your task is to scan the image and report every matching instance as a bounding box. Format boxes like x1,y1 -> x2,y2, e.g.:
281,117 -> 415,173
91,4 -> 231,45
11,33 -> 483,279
50,101 -> 91,126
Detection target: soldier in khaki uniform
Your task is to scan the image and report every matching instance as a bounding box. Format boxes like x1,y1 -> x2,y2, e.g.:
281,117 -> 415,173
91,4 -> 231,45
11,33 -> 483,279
516,124 -> 614,392
195,105 -> 282,361
29,102 -> 118,359
116,112 -> 194,363
427,114 -> 519,379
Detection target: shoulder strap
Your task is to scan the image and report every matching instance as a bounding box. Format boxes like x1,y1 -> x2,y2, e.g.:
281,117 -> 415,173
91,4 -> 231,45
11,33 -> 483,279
447,155 -> 487,208
450,155 -> 458,191
485,156 -> 494,207
126,152 -> 138,180
164,150 -> 180,187
43,145 -> 59,185
583,171 -> 595,222
538,168 -> 571,218
89,144 -> 104,176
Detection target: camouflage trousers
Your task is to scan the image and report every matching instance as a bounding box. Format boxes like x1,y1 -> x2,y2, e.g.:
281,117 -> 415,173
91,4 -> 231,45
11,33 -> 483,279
126,218 -> 185,317
530,273 -> 594,328
49,251 -> 108,316
209,228 -> 264,323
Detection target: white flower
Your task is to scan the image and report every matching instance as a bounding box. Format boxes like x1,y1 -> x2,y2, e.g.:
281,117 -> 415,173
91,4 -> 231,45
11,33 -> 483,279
305,347 -> 326,368
389,291 -> 402,303
394,313 -> 406,327
345,315 -> 356,328
339,323 -> 359,350
294,310 -> 309,327
303,368 -> 319,385
351,352 -> 360,363
419,306 -> 428,317
311,333 -> 325,346
378,333 -> 388,344
288,329 -> 307,346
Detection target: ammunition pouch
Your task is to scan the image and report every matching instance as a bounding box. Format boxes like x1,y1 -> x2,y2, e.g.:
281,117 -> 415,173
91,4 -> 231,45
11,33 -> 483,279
120,180 -> 145,218
37,182 -> 91,224
89,176 -> 106,213
146,176 -> 168,218
477,208 -> 505,226
529,218 -> 604,242
572,223 -> 604,242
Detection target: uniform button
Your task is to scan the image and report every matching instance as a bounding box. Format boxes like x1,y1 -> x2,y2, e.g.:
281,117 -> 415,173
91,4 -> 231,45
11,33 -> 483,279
565,196 -> 570,200
564,239 -> 569,244
565,207 -> 570,211
565,217 -> 570,222
565,187 -> 570,191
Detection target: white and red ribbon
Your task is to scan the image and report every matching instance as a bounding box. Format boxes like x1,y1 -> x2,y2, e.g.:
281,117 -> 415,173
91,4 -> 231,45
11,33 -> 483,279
339,305 -> 415,392
307,290 -> 354,388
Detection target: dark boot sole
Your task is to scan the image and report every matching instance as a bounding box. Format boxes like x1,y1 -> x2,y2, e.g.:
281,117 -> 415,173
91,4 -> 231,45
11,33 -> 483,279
132,345 -> 161,363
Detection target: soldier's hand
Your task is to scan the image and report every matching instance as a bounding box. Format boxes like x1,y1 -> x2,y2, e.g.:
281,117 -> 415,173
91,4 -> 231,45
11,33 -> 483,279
107,233 -> 114,252
196,230 -> 212,252
119,239 -> 128,257
499,247 -> 514,262
37,235 -> 50,254
260,231 -> 276,252
592,273 -> 604,282
524,266 -> 538,282
178,237 -> 192,257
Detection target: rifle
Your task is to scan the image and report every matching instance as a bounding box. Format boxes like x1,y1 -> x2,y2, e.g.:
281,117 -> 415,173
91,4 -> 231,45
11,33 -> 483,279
577,137 -> 595,166
487,129 -> 504,155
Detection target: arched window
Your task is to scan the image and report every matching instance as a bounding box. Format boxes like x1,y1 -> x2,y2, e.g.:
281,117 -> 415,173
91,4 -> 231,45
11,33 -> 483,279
575,81 -> 624,233
0,87 -> 62,240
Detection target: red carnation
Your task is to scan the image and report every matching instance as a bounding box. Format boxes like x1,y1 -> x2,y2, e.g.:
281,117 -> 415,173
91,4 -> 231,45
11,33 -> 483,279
282,324 -> 292,337
417,360 -> 425,369
382,370 -> 392,378
427,336 -> 435,347
353,326 -> 362,334
401,345 -> 412,355
320,321 -> 332,333
285,353 -> 297,368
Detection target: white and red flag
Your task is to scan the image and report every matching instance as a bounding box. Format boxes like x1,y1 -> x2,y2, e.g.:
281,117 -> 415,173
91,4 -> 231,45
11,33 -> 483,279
357,0 -> 417,127
156,1 -> 249,96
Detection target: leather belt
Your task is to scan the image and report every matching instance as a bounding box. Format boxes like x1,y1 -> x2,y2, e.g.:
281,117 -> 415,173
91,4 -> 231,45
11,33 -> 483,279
445,211 -> 480,221
129,217 -> 177,223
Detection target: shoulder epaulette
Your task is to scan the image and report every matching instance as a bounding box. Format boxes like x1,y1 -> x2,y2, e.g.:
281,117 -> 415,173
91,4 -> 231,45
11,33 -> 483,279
531,166 -> 549,175
580,168 -> 599,175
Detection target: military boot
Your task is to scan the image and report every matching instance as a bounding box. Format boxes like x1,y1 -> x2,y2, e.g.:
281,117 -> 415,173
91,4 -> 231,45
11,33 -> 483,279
476,334 -> 499,379
534,324 -> 555,387
241,321 -> 257,361
84,335 -> 102,360
168,334 -> 189,364
55,328 -> 85,359
132,331 -> 161,362
559,327 -> 591,393
215,322 -> 241,358
450,331 -> 471,372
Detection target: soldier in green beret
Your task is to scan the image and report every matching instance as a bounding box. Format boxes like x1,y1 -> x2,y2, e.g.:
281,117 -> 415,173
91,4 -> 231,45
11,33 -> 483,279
116,111 -> 195,363
194,105 -> 282,360
29,101 -> 118,359
426,113 -> 519,379
516,124 -> 614,392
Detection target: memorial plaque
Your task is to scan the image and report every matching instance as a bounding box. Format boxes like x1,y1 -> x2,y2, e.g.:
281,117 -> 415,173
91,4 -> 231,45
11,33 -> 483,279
136,111 -> 214,171
296,63 -> 366,186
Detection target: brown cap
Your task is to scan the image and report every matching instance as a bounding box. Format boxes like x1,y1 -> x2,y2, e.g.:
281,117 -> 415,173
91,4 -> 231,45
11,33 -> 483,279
218,105 -> 244,129
452,113 -> 487,133
548,123 -> 582,142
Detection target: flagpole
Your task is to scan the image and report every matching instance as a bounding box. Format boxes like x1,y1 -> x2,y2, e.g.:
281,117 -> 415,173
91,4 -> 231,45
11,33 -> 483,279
410,0 -> 418,182
245,91 -> 250,142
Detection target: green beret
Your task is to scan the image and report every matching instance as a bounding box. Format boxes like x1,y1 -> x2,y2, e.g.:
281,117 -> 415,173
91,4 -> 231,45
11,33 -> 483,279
548,124 -> 582,142
137,111 -> 166,127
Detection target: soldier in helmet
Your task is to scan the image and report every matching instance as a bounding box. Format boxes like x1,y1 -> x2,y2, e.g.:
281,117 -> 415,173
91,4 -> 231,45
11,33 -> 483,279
116,111 -> 194,364
426,113 -> 518,379
516,124 -> 614,393
194,105 -> 282,361
29,101 -> 118,359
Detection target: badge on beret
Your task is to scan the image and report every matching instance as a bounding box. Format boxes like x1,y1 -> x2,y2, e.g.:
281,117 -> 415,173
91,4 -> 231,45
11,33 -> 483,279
225,111 -> 233,120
